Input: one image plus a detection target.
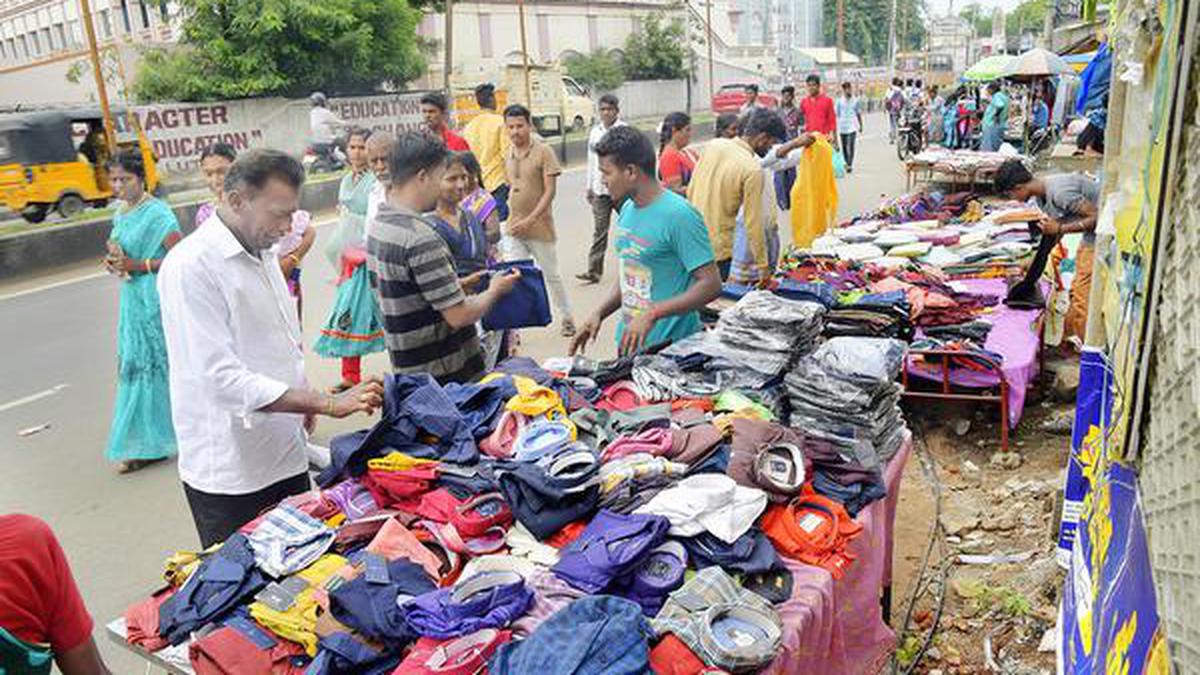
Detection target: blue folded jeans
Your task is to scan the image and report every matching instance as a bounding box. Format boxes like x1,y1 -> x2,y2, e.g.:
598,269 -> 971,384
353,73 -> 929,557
482,260 -> 552,331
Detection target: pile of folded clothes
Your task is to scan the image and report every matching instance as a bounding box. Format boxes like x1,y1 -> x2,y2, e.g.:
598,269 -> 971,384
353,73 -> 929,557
123,350 -> 914,675
713,290 -> 825,376
785,337 -> 909,465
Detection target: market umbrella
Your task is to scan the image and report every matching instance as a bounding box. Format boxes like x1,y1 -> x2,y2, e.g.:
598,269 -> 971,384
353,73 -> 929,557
963,55 -> 1017,82
1002,48 -> 1073,79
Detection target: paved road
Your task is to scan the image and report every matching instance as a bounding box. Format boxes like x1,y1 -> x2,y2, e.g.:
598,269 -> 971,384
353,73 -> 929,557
0,113 -> 904,671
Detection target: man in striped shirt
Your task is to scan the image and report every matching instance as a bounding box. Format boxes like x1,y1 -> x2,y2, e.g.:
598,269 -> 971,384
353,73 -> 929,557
367,132 -> 520,384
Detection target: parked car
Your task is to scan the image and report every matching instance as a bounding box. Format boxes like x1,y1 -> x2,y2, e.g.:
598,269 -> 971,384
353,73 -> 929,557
711,84 -> 779,114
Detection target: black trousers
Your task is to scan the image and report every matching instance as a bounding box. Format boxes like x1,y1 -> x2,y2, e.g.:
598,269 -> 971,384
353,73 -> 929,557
184,472 -> 311,548
587,194 -> 615,277
840,132 -> 858,169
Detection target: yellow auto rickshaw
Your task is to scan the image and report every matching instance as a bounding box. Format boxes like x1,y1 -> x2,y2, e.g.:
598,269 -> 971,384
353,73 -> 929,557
0,107 -> 159,223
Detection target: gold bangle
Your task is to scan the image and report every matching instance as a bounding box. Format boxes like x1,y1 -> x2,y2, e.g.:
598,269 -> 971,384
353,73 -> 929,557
326,395 -> 336,416
144,259 -> 152,273
287,253 -> 301,265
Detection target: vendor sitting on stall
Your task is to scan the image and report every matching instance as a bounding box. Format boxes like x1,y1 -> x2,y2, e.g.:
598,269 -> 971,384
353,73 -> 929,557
570,125 -> 721,357
995,159 -> 1100,343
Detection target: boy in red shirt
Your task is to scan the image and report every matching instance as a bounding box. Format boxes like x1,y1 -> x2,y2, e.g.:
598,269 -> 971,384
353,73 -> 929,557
0,514 -> 110,674
800,73 -> 838,148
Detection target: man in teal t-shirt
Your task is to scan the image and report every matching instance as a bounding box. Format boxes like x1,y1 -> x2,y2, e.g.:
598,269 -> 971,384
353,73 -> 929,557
569,126 -> 721,357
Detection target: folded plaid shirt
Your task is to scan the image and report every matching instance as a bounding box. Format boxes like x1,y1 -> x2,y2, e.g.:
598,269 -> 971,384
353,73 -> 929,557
246,503 -> 337,578
651,567 -> 782,673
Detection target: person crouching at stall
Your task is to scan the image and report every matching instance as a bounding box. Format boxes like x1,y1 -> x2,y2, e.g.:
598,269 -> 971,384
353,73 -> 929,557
995,159 -> 1100,345
427,151 -> 507,369
570,125 -> 720,357
315,127 -> 386,392
103,149 -> 181,474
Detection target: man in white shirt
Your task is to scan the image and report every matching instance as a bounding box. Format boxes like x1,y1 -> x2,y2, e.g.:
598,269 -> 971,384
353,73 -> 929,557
577,94 -> 624,285
364,131 -> 395,238
158,149 -> 384,547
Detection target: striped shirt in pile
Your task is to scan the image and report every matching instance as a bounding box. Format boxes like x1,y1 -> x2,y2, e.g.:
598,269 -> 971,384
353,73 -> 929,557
367,201 -> 485,384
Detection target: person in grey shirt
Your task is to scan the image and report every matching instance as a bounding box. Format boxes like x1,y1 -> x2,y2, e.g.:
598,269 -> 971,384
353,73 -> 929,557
996,160 -> 1101,342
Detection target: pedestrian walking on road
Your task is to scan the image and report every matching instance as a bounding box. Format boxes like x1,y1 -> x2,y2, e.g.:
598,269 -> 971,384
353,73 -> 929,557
159,149 -> 384,547
577,94 -> 625,285
981,81 -> 1010,152
775,85 -> 803,210
886,78 -> 904,143
102,149 -> 181,474
800,74 -> 837,147
315,127 -> 386,393
462,84 -> 511,220
836,82 -> 864,172
195,142 -> 237,229
570,126 -> 720,357
658,112 -> 696,197
421,91 -> 470,151
501,104 -> 575,336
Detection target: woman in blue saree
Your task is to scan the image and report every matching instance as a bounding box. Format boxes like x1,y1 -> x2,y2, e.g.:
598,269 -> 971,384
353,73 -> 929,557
102,150 -> 182,473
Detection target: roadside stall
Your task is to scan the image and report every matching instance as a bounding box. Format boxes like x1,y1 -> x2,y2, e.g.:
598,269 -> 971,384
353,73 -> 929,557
768,177 -> 1053,452
107,311 -> 917,673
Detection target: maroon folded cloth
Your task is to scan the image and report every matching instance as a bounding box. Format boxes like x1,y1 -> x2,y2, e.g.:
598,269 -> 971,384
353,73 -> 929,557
124,587 -> 174,652
668,408 -> 724,466
725,418 -> 813,502
190,624 -> 306,675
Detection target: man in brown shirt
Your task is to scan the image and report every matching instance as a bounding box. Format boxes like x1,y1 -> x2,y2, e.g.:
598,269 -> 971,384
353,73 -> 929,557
501,104 -> 575,336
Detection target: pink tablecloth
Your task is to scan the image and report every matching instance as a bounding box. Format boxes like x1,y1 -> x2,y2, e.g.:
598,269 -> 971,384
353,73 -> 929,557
765,435 -> 912,675
906,277 -> 1045,428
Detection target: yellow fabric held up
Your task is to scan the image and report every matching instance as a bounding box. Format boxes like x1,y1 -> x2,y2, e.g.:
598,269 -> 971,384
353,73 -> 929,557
790,135 -> 839,249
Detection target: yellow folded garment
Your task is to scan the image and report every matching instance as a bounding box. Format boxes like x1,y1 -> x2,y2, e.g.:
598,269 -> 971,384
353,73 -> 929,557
366,451 -> 437,472
249,554 -> 348,656
163,543 -> 222,588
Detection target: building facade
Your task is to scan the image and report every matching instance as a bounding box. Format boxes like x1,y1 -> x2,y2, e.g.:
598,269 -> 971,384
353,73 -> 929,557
928,15 -> 975,74
0,0 -> 178,106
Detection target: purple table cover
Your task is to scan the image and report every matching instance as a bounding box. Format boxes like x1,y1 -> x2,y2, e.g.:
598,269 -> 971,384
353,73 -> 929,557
906,277 -> 1044,428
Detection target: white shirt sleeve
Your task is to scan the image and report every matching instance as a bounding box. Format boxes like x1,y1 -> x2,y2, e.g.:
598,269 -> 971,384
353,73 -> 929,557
159,259 -> 290,417
760,143 -> 803,172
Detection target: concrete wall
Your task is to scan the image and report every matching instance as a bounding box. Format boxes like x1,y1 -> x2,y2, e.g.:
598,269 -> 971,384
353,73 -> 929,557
600,79 -> 689,121
0,175 -> 340,281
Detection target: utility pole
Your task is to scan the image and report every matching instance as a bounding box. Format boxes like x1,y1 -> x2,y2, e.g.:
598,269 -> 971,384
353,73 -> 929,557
836,0 -> 845,84
78,0 -> 115,147
516,0 -> 533,107
887,0 -> 899,79
443,0 -> 454,118
706,0 -> 715,106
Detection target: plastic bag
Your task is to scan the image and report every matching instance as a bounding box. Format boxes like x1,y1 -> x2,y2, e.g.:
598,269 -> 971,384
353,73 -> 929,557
832,149 -> 847,178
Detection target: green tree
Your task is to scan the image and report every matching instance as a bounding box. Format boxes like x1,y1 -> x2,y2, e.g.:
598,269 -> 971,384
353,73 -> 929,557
564,50 -> 625,91
1007,0 -> 1048,37
822,0 -> 927,66
133,0 -> 424,102
622,14 -> 687,81
959,2 -> 993,37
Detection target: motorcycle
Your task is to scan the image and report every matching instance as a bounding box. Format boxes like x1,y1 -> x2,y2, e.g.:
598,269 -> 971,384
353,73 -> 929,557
303,141 -> 346,174
895,107 -> 926,161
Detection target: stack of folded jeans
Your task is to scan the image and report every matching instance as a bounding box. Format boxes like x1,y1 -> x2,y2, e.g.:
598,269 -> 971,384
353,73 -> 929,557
714,291 -> 825,376
823,290 -> 914,340
785,337 -> 909,465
